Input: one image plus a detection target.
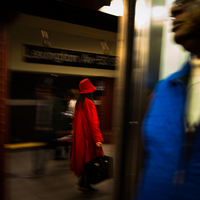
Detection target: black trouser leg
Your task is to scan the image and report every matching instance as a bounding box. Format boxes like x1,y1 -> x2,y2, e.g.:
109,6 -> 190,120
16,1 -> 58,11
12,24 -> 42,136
78,175 -> 85,187
78,174 -> 91,188
85,174 -> 91,188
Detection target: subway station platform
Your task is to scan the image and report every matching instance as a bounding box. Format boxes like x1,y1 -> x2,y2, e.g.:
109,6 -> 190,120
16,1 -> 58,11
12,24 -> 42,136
5,143 -> 116,200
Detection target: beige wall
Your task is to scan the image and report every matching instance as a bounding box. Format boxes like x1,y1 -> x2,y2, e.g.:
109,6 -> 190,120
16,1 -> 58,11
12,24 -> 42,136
9,13 -> 117,77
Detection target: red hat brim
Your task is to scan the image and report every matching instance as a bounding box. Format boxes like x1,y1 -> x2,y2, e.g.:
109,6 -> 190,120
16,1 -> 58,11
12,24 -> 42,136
79,86 -> 96,94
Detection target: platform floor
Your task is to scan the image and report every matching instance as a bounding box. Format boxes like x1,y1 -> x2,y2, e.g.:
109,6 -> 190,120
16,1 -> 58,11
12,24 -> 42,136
5,144 -> 116,200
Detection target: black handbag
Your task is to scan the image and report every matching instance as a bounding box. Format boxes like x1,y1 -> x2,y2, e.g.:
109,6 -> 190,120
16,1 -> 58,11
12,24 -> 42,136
85,149 -> 114,185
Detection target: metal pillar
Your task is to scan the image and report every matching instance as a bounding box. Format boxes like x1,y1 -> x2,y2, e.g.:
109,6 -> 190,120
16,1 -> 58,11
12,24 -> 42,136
113,0 -> 151,199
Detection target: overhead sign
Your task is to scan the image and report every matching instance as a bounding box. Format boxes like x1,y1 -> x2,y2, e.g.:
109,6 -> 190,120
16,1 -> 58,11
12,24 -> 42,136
22,44 -> 117,70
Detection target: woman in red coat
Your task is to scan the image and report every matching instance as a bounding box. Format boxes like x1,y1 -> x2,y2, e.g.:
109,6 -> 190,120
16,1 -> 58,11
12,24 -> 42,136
70,78 -> 104,191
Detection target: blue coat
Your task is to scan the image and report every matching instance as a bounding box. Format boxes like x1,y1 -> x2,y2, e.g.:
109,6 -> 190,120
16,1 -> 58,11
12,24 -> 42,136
135,61 -> 200,200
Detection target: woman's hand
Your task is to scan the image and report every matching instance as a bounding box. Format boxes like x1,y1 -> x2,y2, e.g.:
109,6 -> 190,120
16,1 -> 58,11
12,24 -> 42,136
95,142 -> 102,147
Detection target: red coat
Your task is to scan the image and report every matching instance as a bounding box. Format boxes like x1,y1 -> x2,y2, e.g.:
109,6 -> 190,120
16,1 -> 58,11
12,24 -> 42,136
70,97 -> 104,177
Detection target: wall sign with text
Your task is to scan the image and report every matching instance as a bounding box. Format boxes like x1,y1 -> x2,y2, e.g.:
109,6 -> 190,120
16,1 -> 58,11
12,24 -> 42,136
22,44 -> 117,70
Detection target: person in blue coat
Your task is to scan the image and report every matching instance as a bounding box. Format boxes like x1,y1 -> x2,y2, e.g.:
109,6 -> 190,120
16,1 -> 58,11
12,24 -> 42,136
135,0 -> 200,200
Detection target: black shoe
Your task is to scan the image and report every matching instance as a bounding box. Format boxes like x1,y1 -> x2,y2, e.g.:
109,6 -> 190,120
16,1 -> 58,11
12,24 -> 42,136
86,185 -> 98,192
77,186 -> 90,193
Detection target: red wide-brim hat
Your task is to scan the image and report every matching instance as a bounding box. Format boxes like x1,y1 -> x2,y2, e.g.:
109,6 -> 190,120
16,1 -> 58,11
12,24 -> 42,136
79,78 -> 96,94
